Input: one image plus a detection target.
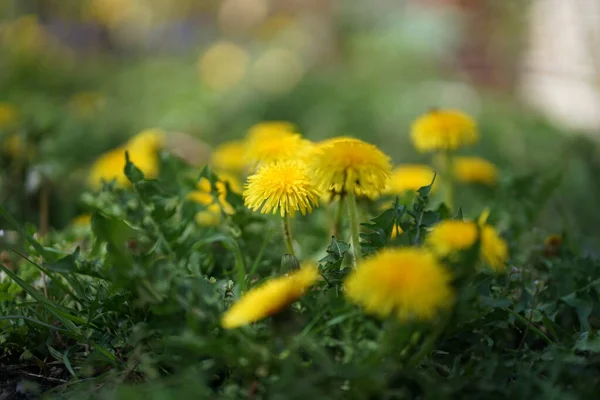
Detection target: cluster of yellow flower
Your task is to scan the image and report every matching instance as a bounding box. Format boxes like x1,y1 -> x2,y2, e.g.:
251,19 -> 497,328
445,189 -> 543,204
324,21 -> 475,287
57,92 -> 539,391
77,110 -> 508,328
217,110 -> 509,329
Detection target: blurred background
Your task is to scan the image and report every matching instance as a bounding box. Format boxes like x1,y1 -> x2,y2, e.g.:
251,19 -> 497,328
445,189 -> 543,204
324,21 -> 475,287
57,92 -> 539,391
1,0 -> 600,248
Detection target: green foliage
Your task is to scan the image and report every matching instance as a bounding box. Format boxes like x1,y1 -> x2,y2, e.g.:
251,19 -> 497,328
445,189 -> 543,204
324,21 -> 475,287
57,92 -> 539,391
2,8 -> 600,399
1,152 -> 599,399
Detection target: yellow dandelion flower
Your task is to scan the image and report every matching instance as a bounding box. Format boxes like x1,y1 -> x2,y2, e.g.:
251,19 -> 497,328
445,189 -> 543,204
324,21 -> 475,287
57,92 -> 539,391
312,137 -> 392,199
244,159 -> 320,217
480,225 -> 509,273
244,121 -> 312,167
345,248 -> 454,321
544,235 -> 562,247
411,109 -> 478,152
426,220 -> 508,273
88,129 -> 164,189
453,156 -> 498,186
88,146 -> 134,188
425,220 -> 478,255
195,204 -> 222,226
387,164 -> 437,194
216,171 -> 243,194
0,103 -> 18,130
391,224 -> 403,239
127,129 -> 165,151
211,140 -> 247,173
247,121 -> 297,138
2,134 -> 35,160
71,213 -> 92,228
188,174 -> 237,221
222,263 -> 320,329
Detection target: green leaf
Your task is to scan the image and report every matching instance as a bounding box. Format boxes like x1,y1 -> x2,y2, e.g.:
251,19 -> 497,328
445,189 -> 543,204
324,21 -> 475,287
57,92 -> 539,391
0,316 -> 69,332
0,204 -> 54,261
124,151 -> 144,184
44,247 -> 79,273
561,293 -> 592,332
91,212 -> 135,268
575,332 -> 600,353
0,263 -> 81,334
319,236 -> 350,265
417,174 -> 436,198
360,197 -> 405,254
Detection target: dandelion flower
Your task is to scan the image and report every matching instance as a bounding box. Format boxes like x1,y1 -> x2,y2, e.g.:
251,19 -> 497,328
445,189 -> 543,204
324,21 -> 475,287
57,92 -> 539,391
544,235 -> 562,248
195,204 -> 222,226
216,171 -> 243,194
453,156 -> 498,186
312,137 -> 391,199
411,109 -> 478,152
426,220 -> 508,272
127,129 -> 165,151
345,248 -> 454,321
188,175 -> 240,225
2,134 -> 35,160
244,121 -> 312,167
222,263 -> 320,329
71,213 -> 92,228
0,103 -> 18,130
88,129 -> 165,189
387,164 -> 437,194
244,159 -> 320,217
480,225 -> 509,273
211,140 -> 247,173
247,121 -> 297,138
425,220 -> 478,255
391,224 -> 403,239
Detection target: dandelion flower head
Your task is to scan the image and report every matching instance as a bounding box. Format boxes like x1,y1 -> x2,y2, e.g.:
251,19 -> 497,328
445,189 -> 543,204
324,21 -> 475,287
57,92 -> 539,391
88,129 -> 165,189
312,137 -> 391,199
391,224 -> 403,239
71,213 -> 92,228
211,140 -> 247,173
480,225 -> 508,273
188,174 -> 241,225
0,103 -> 18,130
222,263 -> 320,329
411,109 -> 478,152
425,220 -> 478,256
387,164 -> 437,194
426,219 -> 508,273
244,121 -> 312,167
345,248 -> 454,321
244,159 -> 320,217
453,156 -> 498,186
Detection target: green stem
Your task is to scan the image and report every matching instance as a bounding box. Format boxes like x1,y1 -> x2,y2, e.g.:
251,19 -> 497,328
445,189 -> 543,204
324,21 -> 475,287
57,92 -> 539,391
282,214 -> 296,257
248,228 -> 273,278
346,191 -> 362,267
331,196 -> 344,238
442,151 -> 455,210
409,311 -> 451,366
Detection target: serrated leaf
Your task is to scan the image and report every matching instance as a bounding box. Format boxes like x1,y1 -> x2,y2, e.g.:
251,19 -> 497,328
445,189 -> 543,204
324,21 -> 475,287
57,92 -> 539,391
45,247 -> 79,273
124,151 -> 144,184
360,198 -> 405,254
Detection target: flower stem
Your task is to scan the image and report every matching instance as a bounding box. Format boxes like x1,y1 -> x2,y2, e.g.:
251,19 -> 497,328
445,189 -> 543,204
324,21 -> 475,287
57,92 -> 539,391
346,191 -> 362,267
409,311 -> 451,366
442,151 -> 455,210
282,213 -> 296,257
331,196 -> 344,238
